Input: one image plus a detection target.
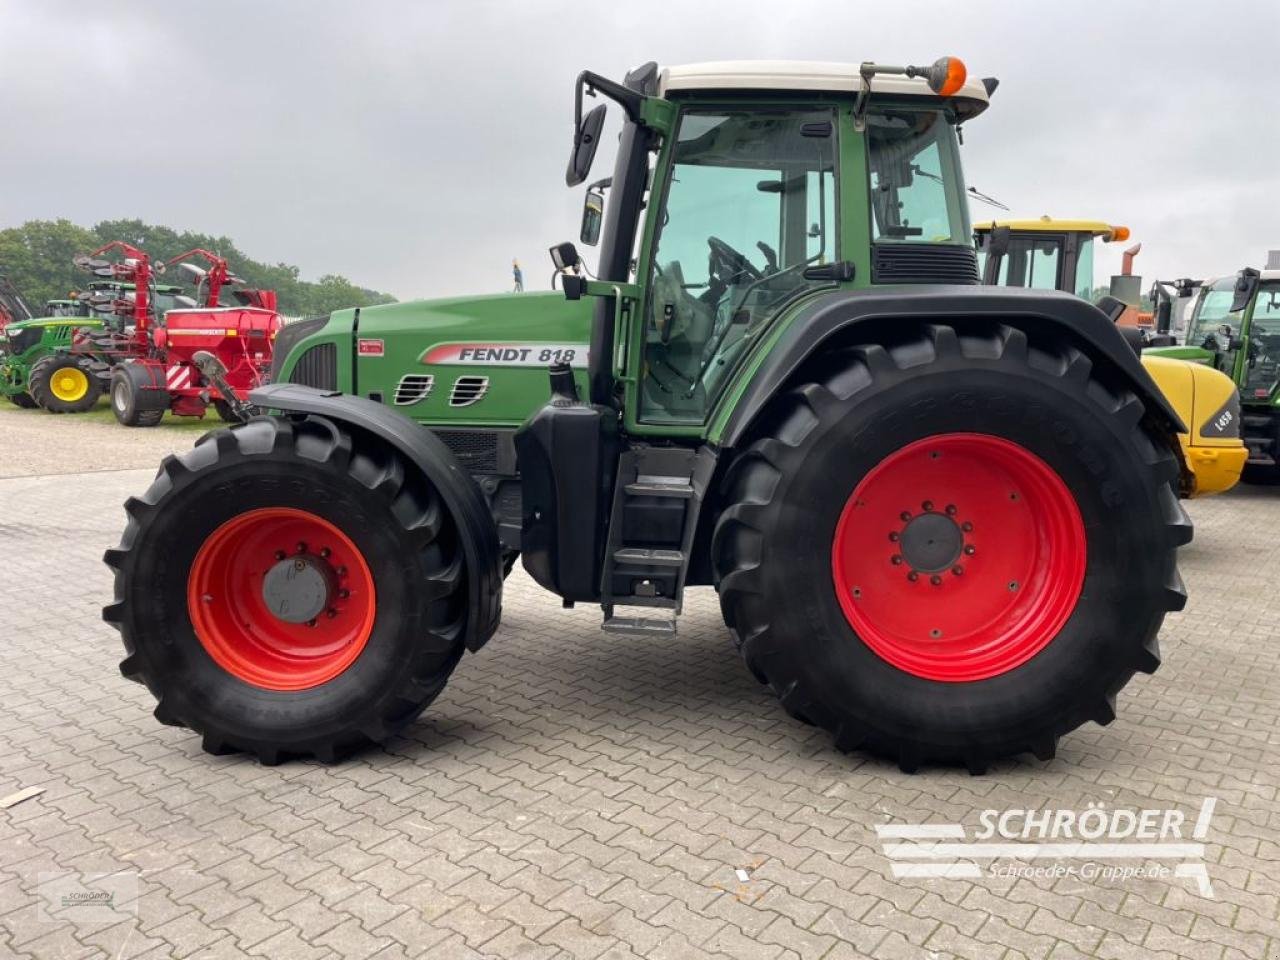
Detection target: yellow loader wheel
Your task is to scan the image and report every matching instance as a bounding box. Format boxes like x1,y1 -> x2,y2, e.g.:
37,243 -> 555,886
29,354 -> 104,414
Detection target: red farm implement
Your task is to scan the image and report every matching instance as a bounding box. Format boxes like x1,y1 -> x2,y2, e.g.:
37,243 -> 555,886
75,242 -> 285,427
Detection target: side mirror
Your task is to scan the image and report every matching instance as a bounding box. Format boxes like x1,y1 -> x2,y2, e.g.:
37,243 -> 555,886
1154,299 -> 1172,334
987,225 -> 1012,257
549,242 -> 580,273
579,186 -> 604,247
566,103 -> 607,187
1229,267 -> 1260,314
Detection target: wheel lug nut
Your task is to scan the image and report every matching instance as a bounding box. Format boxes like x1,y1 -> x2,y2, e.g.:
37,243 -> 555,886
296,542 -> 307,554
964,545 -> 976,556
339,589 -> 350,599
945,504 -> 957,516
900,511 -> 911,522
952,566 -> 964,576
320,547 -> 331,558
891,555 -> 904,565
922,500 -> 933,512
306,618 -> 317,627
907,571 -> 919,582
961,521 -> 973,532
275,550 -> 286,561
337,566 -> 348,577
930,575 -> 942,586
326,608 -> 337,619
888,532 -> 900,542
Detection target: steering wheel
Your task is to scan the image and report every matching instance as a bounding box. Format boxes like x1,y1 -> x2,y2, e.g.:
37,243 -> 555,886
707,236 -> 763,287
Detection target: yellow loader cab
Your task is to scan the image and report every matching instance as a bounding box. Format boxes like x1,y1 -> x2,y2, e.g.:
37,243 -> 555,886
976,218 -> 1247,497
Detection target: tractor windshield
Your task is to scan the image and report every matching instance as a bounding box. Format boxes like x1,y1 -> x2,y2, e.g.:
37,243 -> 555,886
1187,277 -> 1245,347
867,108 -> 969,245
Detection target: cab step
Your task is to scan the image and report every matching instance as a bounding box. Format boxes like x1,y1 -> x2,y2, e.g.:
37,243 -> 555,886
599,445 -> 717,634
602,615 -> 678,636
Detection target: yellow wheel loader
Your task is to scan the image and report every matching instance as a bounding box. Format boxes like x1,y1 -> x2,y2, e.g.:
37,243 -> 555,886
976,219 -> 1246,497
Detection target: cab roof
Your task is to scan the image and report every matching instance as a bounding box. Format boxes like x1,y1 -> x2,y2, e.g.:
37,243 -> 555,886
973,218 -> 1128,241
659,60 -> 991,119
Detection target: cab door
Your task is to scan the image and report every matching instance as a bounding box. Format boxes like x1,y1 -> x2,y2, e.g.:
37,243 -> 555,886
625,103 -> 840,433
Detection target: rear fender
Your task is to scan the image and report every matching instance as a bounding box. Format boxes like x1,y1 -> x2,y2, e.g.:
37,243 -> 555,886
248,383 -> 503,651
717,285 -> 1187,449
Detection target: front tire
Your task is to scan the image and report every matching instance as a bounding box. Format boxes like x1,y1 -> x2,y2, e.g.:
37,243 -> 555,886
29,354 -> 102,413
103,416 -> 472,763
713,323 -> 1191,772
7,391 -> 38,409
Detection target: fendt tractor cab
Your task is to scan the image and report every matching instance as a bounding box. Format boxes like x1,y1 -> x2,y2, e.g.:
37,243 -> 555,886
107,58 -> 1192,774
1148,268 -> 1280,483
976,219 -> 1247,497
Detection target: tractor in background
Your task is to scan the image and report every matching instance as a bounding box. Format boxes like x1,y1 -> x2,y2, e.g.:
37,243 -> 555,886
1147,268 -> 1280,483
107,56 -> 1192,773
975,218 -> 1247,497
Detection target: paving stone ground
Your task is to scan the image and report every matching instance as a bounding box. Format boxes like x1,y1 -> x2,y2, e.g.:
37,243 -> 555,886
0,459 -> 1277,959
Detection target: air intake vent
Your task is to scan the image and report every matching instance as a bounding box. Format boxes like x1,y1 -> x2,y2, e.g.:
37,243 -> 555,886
449,375 -> 489,407
394,374 -> 434,405
433,429 -> 500,472
872,244 -> 980,285
288,343 -> 338,390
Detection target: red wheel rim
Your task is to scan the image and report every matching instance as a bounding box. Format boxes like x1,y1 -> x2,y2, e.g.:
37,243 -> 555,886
831,433 -> 1085,682
187,508 -> 376,691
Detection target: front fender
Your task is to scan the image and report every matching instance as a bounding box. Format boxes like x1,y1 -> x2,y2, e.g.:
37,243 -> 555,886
715,285 -> 1186,448
248,383 -> 503,651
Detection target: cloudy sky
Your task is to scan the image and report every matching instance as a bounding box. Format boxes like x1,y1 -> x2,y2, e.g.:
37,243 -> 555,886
2,1 -> 1276,300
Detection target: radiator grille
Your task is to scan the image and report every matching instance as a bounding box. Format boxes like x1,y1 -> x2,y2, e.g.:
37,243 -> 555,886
872,244 -> 980,285
288,342 -> 338,390
394,374 -> 434,405
449,375 -> 489,407
432,429 -> 499,473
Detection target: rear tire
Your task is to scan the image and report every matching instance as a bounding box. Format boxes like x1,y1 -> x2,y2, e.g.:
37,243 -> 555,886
103,416 -> 472,764
712,323 -> 1191,772
110,366 -> 165,427
29,354 -> 102,413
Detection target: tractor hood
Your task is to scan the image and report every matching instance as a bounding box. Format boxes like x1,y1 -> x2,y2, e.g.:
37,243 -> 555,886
274,291 -> 594,427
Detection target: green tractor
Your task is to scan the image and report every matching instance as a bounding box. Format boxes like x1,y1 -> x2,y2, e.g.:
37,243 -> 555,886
106,57 -> 1192,772
1,304 -> 103,411
1146,268 -> 1280,483
0,275 -> 190,413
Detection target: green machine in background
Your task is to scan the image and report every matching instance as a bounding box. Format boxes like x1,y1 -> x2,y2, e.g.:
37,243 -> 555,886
1147,268 -> 1280,483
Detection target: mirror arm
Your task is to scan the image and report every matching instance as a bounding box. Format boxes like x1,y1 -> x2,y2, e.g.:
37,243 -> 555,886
574,71 -> 644,129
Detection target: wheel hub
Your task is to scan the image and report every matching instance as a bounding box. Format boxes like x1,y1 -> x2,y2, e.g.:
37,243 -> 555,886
898,512 -> 963,574
187,508 -> 376,691
262,555 -> 336,624
831,433 -> 1086,681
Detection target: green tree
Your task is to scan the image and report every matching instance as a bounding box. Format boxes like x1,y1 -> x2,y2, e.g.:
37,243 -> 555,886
0,218 -> 396,316
0,219 -> 101,307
